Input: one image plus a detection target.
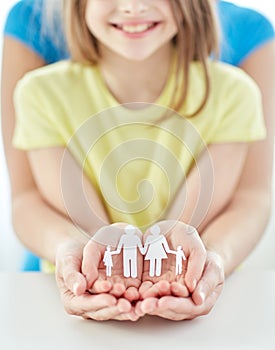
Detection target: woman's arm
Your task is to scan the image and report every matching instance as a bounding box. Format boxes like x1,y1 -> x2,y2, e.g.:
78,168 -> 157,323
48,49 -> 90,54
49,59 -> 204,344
1,37 -> 109,263
2,37 -> 127,321
1,37 -> 62,262
1,37 -> 45,196
201,40 -> 275,276
142,42 -> 275,321
167,142 -> 248,232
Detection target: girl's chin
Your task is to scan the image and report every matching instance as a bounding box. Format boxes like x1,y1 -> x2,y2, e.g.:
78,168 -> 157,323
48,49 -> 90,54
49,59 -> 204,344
116,50 -> 159,62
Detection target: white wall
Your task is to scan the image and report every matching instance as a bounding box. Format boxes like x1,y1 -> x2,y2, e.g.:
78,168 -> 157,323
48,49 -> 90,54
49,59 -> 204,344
0,0 -> 274,271
230,0 -> 275,23
0,0 -> 21,271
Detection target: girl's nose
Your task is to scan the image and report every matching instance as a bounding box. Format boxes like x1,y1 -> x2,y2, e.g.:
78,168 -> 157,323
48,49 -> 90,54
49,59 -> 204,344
119,0 -> 149,15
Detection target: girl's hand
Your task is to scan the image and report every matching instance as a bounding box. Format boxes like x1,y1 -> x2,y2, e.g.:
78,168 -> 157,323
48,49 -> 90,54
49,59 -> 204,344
55,239 -> 137,321
139,220 -> 207,300
136,250 -> 224,320
81,223 -> 144,321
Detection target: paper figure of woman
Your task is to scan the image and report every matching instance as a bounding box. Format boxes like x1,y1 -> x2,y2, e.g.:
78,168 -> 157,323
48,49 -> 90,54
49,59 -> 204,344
143,225 -> 173,277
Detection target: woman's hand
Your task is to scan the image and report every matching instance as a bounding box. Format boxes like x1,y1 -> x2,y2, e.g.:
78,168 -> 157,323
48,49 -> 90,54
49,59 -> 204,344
136,250 -> 225,320
139,220 -> 207,300
55,238 -> 138,321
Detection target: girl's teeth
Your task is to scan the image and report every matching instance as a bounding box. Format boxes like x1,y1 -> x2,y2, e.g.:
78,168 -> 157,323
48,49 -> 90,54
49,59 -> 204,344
121,24 -> 153,33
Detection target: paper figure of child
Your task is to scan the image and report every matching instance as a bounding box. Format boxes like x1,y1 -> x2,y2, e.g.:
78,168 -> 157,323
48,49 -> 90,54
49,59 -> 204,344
143,224 -> 174,277
103,245 -> 117,277
102,225 -> 187,278
112,225 -> 144,278
174,245 -> 186,275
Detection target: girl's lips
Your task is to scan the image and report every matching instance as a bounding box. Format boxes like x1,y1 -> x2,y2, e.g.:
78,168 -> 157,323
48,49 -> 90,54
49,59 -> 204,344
110,21 -> 160,36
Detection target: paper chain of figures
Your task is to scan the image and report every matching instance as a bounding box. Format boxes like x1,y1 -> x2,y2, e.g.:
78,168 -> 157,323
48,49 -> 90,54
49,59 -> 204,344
103,224 -> 186,278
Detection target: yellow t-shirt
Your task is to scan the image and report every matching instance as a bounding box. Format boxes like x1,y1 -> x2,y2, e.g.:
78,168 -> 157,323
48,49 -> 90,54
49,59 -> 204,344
14,60 -> 265,231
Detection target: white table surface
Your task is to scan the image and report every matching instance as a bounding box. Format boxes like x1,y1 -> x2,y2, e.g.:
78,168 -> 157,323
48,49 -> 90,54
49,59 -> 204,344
0,270 -> 274,350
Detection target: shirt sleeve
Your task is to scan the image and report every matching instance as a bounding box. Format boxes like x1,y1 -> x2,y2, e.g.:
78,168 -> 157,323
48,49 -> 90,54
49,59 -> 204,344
3,0 -> 69,64
13,72 -> 66,149
218,2 -> 275,66
211,66 -> 266,143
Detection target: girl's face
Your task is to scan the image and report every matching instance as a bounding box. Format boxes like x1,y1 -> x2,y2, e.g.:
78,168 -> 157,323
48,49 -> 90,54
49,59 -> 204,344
85,0 -> 178,61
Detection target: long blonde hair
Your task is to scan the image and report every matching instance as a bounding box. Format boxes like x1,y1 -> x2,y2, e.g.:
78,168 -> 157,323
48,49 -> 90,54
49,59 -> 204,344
63,0 -> 219,116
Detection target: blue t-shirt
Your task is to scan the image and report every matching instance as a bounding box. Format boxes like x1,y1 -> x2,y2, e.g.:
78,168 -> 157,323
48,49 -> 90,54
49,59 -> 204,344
4,0 -> 69,64
4,0 -> 275,66
217,1 -> 275,65
3,0 -> 275,271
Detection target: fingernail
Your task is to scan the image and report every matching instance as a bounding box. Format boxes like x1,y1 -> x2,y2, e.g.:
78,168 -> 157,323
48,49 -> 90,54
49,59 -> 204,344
73,282 -> 79,295
192,279 -> 197,291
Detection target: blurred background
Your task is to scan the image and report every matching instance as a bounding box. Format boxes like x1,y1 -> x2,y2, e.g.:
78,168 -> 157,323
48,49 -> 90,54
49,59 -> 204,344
0,0 -> 274,271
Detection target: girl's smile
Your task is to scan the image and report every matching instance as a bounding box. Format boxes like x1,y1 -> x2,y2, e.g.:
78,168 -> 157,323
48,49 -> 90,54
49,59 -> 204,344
85,0 -> 177,61
110,20 -> 161,38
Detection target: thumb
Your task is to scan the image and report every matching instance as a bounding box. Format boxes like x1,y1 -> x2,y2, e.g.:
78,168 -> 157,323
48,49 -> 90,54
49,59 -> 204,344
82,240 -> 101,288
184,246 -> 207,293
56,247 -> 87,296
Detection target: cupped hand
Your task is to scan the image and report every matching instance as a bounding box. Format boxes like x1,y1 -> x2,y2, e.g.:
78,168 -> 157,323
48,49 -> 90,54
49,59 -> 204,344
55,238 -> 136,321
139,220 -> 207,300
81,223 -> 145,320
136,250 -> 224,320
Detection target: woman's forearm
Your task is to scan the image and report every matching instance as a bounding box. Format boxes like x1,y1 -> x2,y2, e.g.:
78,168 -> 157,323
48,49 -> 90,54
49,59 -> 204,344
12,188 -> 92,264
201,187 -> 271,276
167,142 -> 248,231
196,42 -> 275,277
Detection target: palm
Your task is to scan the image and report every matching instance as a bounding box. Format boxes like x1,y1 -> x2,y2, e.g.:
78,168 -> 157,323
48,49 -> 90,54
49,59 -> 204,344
82,223 -> 144,302
142,247 -> 187,283
139,221 -> 196,299
97,245 -> 143,300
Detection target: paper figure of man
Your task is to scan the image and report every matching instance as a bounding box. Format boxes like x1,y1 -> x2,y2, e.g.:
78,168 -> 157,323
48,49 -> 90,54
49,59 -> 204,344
113,225 -> 144,278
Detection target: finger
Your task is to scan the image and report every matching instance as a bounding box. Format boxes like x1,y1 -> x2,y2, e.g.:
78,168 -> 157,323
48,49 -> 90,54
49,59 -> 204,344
192,264 -> 223,305
88,279 -> 113,294
141,280 -> 171,299
156,296 -> 197,320
82,241 -> 102,288
185,247 -> 207,293
109,283 -> 126,297
124,286 -> 140,302
171,281 -> 189,297
158,295 -> 215,319
115,311 -> 140,322
85,298 -> 131,321
113,299 -> 139,321
138,281 -> 154,297
60,254 -> 87,296
141,298 -> 189,321
137,297 -> 158,314
64,293 -> 117,316
135,301 -> 146,317
154,292 -> 219,320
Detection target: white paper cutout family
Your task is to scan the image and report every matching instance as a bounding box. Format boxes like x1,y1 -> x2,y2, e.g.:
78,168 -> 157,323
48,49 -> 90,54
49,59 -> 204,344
103,224 -> 186,278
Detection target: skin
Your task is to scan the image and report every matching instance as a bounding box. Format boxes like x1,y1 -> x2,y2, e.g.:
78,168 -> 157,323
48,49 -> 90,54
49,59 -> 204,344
25,2 -> 247,316
2,0 -> 275,321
